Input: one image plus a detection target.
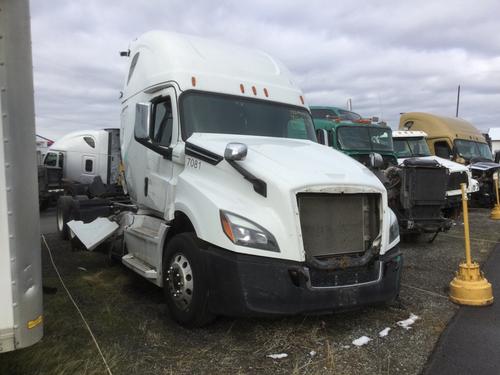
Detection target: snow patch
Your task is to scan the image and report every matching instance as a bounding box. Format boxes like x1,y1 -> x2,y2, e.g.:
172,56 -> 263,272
379,327 -> 391,337
309,350 -> 316,357
267,353 -> 288,359
397,313 -> 420,330
352,336 -> 371,347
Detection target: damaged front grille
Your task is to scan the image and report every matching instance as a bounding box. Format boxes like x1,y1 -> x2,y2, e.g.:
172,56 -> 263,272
447,171 -> 468,191
297,193 -> 381,257
401,159 -> 448,207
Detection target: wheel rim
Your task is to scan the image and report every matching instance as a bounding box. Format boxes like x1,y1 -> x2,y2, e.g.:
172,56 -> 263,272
166,253 -> 194,311
57,208 -> 64,232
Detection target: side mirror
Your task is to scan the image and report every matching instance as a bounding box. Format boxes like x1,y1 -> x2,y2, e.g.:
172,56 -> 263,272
224,143 -> 247,161
315,129 -> 329,146
369,152 -> 384,169
134,102 -> 152,141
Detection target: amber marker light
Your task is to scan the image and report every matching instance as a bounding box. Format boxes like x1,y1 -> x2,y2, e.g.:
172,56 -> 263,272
300,95 -> 305,105
263,88 -> 269,97
252,86 -> 257,95
240,84 -> 245,93
191,76 -> 197,87
220,212 -> 235,242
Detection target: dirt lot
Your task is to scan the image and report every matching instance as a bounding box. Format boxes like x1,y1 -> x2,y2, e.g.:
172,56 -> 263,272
1,208 -> 499,375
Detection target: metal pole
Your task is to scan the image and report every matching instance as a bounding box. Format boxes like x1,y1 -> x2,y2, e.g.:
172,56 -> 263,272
496,177 -> 500,207
461,183 -> 472,267
456,85 -> 461,118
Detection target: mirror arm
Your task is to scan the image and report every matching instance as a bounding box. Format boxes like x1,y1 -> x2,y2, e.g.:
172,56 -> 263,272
227,160 -> 267,197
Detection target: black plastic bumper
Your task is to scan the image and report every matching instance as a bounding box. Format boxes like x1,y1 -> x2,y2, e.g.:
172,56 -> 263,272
201,244 -> 403,317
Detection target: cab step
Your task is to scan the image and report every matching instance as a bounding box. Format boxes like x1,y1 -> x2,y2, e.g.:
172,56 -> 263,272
121,254 -> 158,279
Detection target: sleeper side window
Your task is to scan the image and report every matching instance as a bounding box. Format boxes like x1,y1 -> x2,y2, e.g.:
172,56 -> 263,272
83,136 -> 95,148
85,159 -> 93,172
127,53 -> 140,84
151,97 -> 173,147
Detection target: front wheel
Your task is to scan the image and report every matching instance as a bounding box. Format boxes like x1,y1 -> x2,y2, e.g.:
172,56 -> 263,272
163,233 -> 214,327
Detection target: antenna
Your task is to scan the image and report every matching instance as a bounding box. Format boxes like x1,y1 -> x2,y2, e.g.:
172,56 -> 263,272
347,98 -> 352,111
456,85 -> 461,117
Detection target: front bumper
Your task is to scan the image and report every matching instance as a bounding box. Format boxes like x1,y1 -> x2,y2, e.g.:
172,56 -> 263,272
200,244 -> 403,317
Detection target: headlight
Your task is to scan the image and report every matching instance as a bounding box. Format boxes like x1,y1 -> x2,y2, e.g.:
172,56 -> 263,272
220,210 -> 279,252
389,209 -> 400,245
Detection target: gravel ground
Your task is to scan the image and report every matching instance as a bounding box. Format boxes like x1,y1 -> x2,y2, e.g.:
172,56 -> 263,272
1,208 -> 498,375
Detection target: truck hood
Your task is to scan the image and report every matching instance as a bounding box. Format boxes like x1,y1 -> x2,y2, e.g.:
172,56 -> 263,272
469,160 -> 500,172
397,155 -> 468,173
186,133 -> 385,192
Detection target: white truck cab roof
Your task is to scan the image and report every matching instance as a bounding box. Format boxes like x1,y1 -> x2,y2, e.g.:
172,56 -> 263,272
123,31 -> 306,109
392,129 -> 477,194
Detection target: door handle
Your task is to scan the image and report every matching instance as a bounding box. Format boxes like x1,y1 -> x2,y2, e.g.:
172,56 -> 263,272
144,177 -> 149,197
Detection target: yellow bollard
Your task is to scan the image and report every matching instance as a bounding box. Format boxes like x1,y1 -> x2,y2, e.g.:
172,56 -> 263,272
490,172 -> 500,220
449,183 -> 494,306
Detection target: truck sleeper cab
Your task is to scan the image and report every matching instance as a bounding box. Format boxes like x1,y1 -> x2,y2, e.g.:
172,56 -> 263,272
66,31 -> 402,327
399,112 -> 500,207
311,106 -> 452,237
42,129 -> 123,213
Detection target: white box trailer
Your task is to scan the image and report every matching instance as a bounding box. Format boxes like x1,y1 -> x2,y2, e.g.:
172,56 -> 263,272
64,31 -> 402,327
0,0 -> 43,352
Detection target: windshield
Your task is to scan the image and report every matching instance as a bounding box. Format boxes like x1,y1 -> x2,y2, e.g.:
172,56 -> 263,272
454,139 -> 492,161
394,137 -> 431,158
180,92 -> 316,141
337,109 -> 362,122
337,126 -> 393,151
311,108 -> 362,122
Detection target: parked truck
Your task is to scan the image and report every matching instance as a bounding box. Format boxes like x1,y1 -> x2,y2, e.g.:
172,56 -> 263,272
39,128 -> 123,210
312,106 -> 453,238
399,112 -> 500,207
392,130 -> 478,218
0,0 -> 43,352
59,31 -> 402,327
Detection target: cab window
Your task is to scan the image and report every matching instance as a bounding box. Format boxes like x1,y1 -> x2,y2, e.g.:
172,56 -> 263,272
44,152 -> 58,167
151,97 -> 173,147
434,141 -> 452,159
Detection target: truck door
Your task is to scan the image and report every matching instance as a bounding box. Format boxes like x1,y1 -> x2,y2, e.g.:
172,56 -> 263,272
143,89 -> 176,215
43,151 -> 64,188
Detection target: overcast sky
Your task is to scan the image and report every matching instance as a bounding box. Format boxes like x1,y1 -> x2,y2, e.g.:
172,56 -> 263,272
30,0 -> 500,141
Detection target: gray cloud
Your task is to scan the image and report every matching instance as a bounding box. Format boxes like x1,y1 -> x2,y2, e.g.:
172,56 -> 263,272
30,0 -> 500,140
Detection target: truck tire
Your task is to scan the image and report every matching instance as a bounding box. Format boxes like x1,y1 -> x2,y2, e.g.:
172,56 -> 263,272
163,233 -> 214,327
56,196 -> 75,240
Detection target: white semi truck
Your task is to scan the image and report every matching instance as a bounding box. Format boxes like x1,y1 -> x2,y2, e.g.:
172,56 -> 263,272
39,128 -> 122,209
63,31 -> 402,327
0,0 -> 43,352
43,129 -> 121,187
